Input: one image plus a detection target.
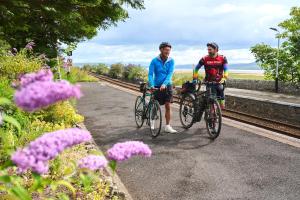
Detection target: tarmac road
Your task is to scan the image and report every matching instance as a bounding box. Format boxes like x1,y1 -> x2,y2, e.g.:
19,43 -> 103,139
77,82 -> 300,200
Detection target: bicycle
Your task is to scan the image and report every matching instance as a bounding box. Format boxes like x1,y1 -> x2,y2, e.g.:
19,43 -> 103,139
179,80 -> 224,139
134,82 -> 162,138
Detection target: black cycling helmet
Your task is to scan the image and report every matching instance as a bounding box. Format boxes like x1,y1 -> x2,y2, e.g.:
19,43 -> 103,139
207,42 -> 219,50
159,42 -> 172,49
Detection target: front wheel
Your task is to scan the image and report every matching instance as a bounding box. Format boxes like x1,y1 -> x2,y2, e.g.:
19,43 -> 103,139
134,96 -> 145,128
179,94 -> 196,129
149,100 -> 162,138
205,99 -> 222,139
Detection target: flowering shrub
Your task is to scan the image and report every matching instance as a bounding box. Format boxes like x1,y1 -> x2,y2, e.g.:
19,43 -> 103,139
19,69 -> 53,87
78,155 -> 108,171
25,41 -> 35,50
15,80 -> 82,112
0,47 -> 42,79
0,44 -> 152,199
12,128 -> 92,174
107,141 -> 152,162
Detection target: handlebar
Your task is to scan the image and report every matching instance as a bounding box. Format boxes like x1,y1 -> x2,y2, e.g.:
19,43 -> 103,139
200,80 -> 226,86
146,87 -> 159,93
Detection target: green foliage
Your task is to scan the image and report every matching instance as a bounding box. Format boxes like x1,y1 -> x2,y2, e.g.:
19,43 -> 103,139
82,63 -> 110,75
172,71 -> 203,86
0,39 -> 11,56
0,0 -> 144,57
2,114 -> 21,134
0,97 -> 11,106
40,101 -> 84,126
251,6 -> 300,84
109,63 -> 125,78
82,64 -> 94,72
0,49 -> 42,79
61,67 -> 98,83
0,47 -> 117,200
123,64 -> 147,81
95,63 -> 110,75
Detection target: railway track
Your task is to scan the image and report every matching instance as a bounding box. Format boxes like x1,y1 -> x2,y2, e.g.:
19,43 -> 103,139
90,72 -> 300,138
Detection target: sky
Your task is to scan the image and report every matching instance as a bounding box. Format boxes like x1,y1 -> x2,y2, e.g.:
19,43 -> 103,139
72,0 -> 298,65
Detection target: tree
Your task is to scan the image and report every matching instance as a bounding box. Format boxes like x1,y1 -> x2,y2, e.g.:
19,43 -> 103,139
0,0 -> 144,57
251,7 -> 300,84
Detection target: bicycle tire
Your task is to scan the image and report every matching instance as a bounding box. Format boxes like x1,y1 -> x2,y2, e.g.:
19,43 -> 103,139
179,93 -> 196,129
149,100 -> 162,138
205,98 -> 222,139
134,96 -> 145,128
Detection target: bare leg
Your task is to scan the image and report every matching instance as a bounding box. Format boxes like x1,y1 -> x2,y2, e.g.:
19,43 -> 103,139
165,102 -> 171,125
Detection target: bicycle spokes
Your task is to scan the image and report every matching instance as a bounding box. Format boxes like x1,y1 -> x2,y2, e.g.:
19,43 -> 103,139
134,96 -> 145,128
205,100 -> 222,139
149,101 -> 162,138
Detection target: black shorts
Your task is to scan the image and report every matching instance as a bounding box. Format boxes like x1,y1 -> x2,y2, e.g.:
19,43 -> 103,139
154,85 -> 173,105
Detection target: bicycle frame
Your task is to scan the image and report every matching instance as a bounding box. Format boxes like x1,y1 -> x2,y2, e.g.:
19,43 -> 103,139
190,82 -> 223,121
141,88 -> 158,123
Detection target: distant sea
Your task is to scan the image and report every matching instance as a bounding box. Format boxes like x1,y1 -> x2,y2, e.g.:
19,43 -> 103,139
75,62 -> 264,74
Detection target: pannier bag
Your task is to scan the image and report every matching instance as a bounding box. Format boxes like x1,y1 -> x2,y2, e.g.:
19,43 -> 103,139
181,81 -> 195,93
139,82 -> 147,92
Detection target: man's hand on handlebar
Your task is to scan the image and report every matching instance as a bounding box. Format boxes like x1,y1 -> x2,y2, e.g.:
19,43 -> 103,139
149,87 -> 159,93
160,84 -> 166,91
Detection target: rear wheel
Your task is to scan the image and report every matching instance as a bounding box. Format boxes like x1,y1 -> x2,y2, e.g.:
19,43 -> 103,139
179,94 -> 195,129
134,96 -> 144,128
149,100 -> 162,138
205,99 -> 222,139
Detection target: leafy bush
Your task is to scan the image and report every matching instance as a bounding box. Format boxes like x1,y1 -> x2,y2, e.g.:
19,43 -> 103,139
82,64 -> 94,72
123,64 -> 147,81
0,49 -> 42,79
40,101 -> 84,126
61,67 -> 98,83
95,63 -> 109,75
109,63 -> 124,78
0,39 -> 11,56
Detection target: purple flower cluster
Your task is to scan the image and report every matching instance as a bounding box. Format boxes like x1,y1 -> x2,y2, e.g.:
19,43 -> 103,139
15,80 -> 82,112
107,141 -> 152,162
38,53 -> 49,62
20,69 -> 53,87
78,155 -> 108,171
25,41 -> 35,50
11,128 -> 92,174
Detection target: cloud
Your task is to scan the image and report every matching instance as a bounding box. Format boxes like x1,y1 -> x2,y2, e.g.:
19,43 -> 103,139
73,0 -> 297,64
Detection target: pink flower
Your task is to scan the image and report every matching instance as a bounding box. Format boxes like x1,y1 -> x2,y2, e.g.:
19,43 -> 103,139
78,155 -> 108,170
25,41 -> 35,50
11,128 -> 92,174
107,141 -> 152,162
20,69 -> 53,87
14,80 -> 82,112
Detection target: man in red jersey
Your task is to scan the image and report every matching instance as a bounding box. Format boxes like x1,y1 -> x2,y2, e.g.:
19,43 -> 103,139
193,42 -> 229,109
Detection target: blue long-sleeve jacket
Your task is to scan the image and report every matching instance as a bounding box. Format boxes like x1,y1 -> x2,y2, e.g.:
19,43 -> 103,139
148,56 -> 175,87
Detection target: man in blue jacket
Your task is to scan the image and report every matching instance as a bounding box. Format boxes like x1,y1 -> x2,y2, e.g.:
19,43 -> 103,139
148,42 -> 177,133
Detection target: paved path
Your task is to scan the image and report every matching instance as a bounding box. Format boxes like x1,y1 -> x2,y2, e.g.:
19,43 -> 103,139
77,82 -> 300,200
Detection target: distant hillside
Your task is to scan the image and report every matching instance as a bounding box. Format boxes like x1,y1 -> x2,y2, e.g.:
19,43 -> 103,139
74,62 -> 261,70
175,62 -> 261,70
